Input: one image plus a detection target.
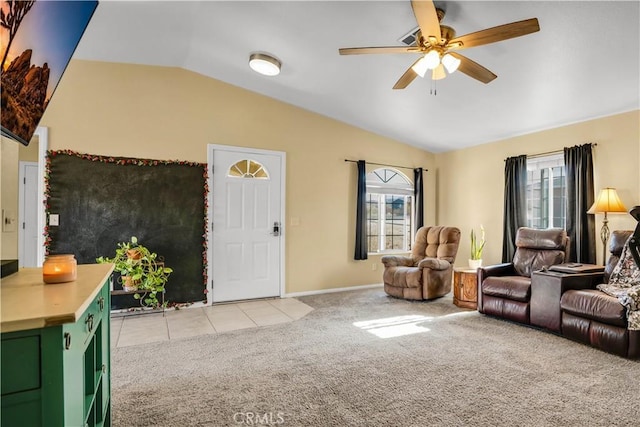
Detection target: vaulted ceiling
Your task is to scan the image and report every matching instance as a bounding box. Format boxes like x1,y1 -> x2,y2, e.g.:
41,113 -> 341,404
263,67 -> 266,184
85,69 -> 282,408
73,1 -> 640,153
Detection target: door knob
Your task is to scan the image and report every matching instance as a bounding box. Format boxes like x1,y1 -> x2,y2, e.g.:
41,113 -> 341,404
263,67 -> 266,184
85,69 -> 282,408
271,221 -> 281,236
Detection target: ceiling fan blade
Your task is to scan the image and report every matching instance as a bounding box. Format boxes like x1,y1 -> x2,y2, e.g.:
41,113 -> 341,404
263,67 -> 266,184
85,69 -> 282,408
448,18 -> 540,50
449,52 -> 497,84
392,59 -> 421,89
339,46 -> 419,55
411,0 -> 441,40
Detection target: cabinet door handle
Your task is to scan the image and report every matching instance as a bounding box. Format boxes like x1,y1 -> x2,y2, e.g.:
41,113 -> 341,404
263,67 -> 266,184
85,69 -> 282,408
64,332 -> 71,350
86,314 -> 94,333
98,296 -> 105,311
102,364 -> 107,374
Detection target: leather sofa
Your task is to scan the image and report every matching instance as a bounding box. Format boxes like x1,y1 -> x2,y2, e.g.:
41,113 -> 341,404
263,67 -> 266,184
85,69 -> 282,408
477,227 -> 569,324
560,230 -> 640,358
381,226 -> 460,300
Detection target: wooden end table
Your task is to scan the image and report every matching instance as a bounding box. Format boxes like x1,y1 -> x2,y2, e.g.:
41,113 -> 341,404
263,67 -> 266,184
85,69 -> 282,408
453,268 -> 478,309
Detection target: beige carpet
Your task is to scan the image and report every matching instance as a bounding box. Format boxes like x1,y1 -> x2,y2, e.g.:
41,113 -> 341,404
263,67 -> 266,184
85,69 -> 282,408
112,288 -> 640,426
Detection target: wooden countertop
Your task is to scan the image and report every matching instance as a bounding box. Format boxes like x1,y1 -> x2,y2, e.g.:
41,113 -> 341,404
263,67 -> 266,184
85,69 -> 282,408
0,263 -> 114,333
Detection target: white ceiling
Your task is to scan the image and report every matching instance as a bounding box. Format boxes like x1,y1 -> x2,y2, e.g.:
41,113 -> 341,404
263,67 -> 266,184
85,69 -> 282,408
73,1 -> 640,153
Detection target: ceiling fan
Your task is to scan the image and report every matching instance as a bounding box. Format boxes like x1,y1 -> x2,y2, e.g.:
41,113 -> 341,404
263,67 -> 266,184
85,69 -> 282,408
339,0 -> 540,89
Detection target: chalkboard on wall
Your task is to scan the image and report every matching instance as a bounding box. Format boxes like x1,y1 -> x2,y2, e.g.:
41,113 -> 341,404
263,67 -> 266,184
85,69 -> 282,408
46,152 -> 207,308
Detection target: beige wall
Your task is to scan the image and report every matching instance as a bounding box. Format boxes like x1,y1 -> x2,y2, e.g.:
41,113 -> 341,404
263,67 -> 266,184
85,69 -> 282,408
436,110 -> 640,267
35,59 -> 639,293
19,135 -> 39,162
1,134 -> 41,261
40,60 -> 436,294
1,136 -> 19,260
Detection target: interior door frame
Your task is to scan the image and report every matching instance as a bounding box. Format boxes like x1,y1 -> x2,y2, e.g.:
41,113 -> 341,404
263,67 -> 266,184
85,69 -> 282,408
18,161 -> 38,267
206,144 -> 286,305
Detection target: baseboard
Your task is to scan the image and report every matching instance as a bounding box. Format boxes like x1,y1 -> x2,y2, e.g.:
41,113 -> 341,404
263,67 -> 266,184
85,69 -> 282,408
110,300 -> 208,316
285,283 -> 383,298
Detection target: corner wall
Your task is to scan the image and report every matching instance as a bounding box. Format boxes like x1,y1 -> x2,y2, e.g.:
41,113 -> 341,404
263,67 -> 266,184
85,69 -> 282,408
436,110 -> 640,267
1,137 -> 19,260
39,60 -> 436,294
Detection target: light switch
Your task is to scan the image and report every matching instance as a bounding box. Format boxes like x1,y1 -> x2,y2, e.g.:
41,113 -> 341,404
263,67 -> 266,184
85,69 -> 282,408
49,214 -> 59,226
2,209 -> 17,232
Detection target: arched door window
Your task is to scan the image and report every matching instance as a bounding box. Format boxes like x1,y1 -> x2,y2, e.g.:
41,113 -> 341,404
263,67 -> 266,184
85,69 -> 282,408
227,159 -> 269,179
366,168 -> 413,253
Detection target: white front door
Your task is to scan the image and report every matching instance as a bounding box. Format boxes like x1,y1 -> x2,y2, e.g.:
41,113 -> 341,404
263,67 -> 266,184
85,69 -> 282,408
18,162 -> 39,267
209,145 -> 285,303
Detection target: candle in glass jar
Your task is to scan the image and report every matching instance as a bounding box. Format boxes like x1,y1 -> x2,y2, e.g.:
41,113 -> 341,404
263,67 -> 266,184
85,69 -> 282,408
43,254 -> 77,284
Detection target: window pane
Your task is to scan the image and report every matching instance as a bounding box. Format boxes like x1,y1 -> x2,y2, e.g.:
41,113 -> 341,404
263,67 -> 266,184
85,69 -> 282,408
406,197 -> 413,250
541,168 -> 549,229
367,194 -> 379,252
526,156 -> 566,230
552,166 -> 566,228
228,159 -> 269,179
369,235 -> 379,253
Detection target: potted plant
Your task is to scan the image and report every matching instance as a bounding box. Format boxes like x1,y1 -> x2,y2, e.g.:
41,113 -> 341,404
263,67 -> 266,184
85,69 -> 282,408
469,225 -> 486,269
97,236 -> 172,309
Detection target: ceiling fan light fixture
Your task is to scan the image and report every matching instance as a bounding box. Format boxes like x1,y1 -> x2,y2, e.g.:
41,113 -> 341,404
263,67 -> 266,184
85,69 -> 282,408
411,56 -> 430,78
423,50 -> 440,69
442,53 -> 461,73
249,53 -> 281,76
432,63 -> 446,80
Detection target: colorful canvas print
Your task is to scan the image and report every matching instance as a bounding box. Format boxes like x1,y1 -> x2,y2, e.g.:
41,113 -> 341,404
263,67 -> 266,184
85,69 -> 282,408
0,0 -> 97,145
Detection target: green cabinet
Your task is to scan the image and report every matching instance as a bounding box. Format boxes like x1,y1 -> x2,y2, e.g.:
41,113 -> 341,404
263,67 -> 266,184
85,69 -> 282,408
1,278 -> 111,427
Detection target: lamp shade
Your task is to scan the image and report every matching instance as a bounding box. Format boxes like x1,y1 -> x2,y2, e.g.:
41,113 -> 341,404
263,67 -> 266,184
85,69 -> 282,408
432,63 -> 446,80
423,50 -> 441,69
587,188 -> 627,214
411,55 -> 429,78
442,53 -> 461,73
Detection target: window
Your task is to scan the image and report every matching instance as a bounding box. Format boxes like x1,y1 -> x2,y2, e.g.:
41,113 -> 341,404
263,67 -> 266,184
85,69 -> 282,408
366,168 -> 413,253
227,159 -> 269,179
526,153 -> 566,229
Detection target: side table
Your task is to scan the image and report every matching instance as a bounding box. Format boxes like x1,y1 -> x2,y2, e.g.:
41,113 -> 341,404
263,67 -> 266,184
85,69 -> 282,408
530,267 -> 604,332
453,268 -> 478,309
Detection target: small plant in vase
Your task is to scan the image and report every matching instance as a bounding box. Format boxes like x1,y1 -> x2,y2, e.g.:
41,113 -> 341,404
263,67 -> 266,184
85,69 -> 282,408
469,225 -> 486,269
97,236 -> 172,309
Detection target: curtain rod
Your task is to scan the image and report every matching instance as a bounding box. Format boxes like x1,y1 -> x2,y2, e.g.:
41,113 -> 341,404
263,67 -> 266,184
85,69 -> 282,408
505,143 -> 597,161
344,159 -> 428,171
526,149 -> 564,159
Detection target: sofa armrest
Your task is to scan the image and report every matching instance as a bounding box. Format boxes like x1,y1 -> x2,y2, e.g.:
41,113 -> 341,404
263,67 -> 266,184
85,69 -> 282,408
381,255 -> 414,268
477,263 -> 516,314
478,263 -> 516,283
417,258 -> 450,271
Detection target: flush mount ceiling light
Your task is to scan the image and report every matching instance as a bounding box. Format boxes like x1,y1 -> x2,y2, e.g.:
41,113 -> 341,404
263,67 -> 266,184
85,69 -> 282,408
249,53 -> 281,76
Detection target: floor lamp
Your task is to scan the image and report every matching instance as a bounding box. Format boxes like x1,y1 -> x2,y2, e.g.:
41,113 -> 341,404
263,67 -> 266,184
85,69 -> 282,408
587,188 -> 627,264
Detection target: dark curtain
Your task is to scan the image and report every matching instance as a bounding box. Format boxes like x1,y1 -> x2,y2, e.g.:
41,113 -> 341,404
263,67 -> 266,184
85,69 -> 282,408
413,168 -> 424,231
502,155 -> 527,262
565,144 -> 596,263
354,160 -> 368,260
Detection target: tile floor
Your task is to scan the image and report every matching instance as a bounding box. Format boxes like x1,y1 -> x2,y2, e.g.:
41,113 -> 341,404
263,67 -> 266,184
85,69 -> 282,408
110,298 -> 314,348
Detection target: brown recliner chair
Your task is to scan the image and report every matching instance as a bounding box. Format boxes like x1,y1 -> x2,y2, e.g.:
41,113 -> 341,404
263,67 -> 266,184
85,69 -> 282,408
478,227 -> 569,324
560,230 -> 640,358
381,226 -> 461,300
